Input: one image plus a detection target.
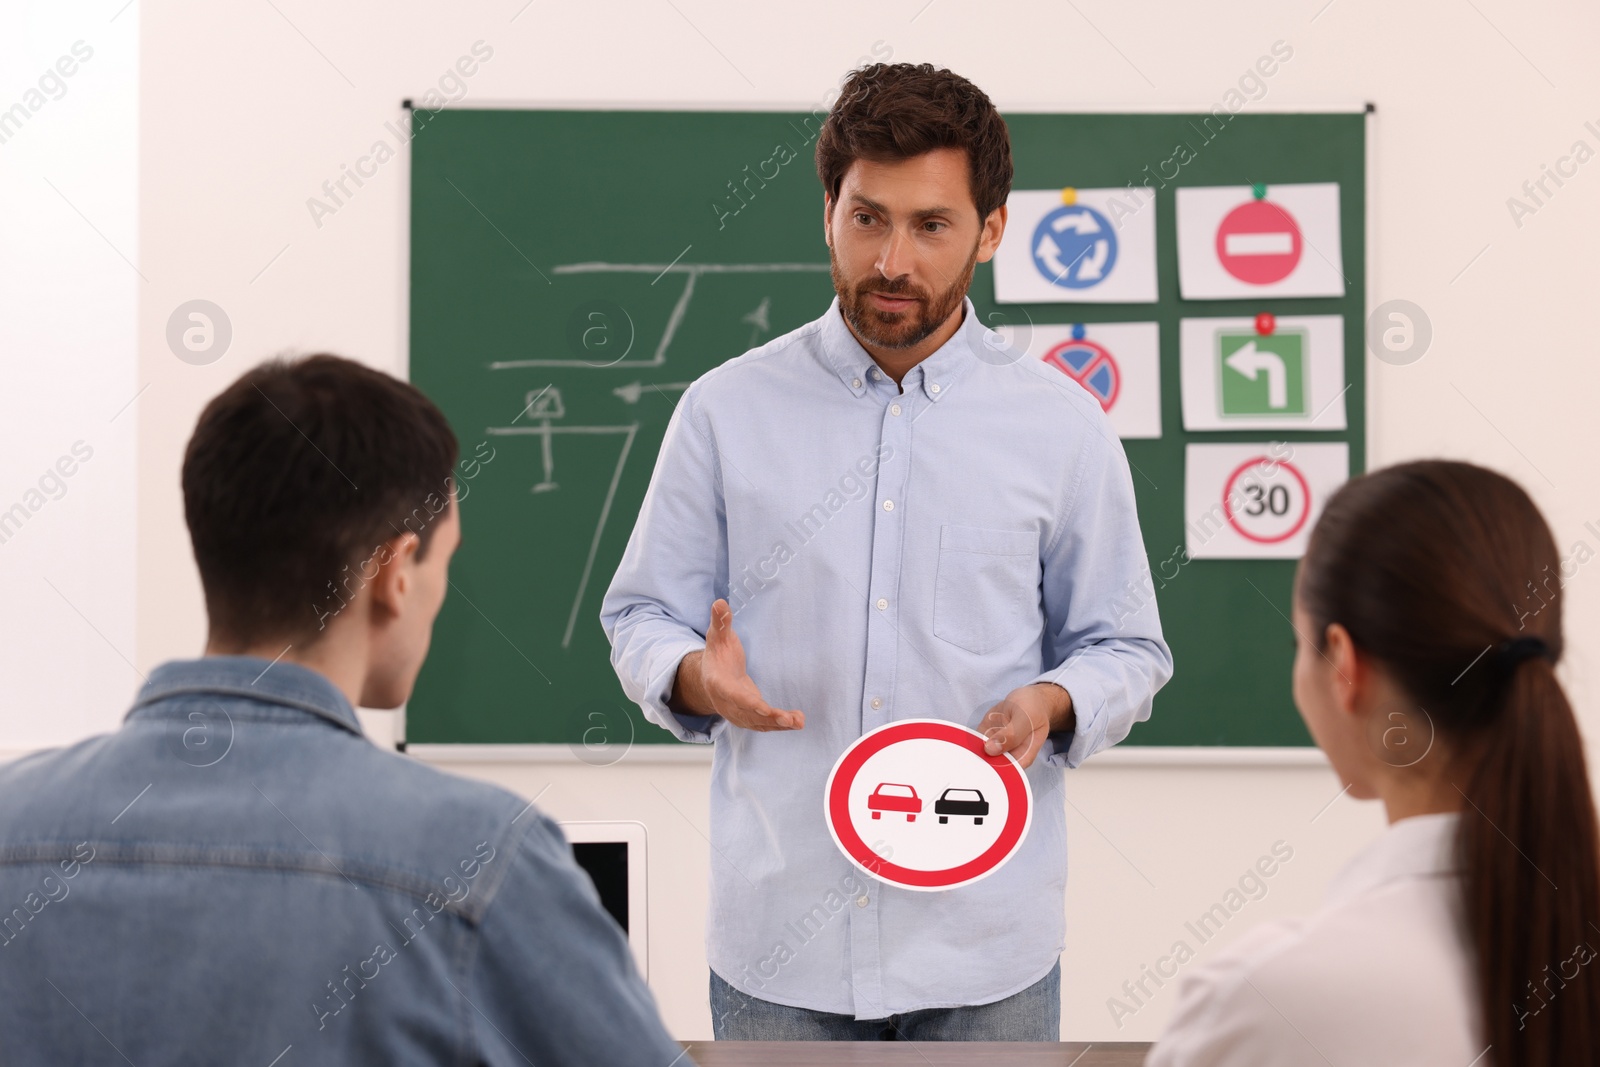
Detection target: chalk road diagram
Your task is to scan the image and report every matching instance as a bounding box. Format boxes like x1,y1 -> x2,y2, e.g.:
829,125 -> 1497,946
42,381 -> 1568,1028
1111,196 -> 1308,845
487,260 -> 830,649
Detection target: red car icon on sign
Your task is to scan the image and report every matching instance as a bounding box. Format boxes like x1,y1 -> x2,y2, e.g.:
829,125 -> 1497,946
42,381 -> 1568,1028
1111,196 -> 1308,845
867,783 -> 922,822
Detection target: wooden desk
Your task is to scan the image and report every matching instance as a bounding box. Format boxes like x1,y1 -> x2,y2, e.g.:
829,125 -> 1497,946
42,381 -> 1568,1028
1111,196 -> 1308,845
679,1042 -> 1151,1065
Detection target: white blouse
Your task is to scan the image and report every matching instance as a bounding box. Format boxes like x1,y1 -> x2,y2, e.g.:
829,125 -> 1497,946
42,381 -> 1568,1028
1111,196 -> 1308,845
1148,812 -> 1486,1066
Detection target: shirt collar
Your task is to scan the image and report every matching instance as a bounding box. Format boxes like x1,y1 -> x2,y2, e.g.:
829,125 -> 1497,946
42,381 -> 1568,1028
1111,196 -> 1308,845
818,293 -> 985,403
1324,811 -> 1461,907
125,655 -> 365,738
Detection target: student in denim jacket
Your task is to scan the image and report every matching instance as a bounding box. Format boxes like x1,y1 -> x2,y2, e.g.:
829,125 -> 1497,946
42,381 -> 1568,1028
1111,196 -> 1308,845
0,354 -> 688,1067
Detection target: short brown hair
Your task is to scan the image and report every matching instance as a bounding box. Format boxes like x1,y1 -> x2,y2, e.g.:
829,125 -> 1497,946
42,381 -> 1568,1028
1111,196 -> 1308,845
182,354 -> 459,645
815,62 -> 1013,221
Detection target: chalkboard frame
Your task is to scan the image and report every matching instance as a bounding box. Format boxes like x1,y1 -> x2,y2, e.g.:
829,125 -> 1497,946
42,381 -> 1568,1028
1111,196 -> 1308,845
404,103 -> 1368,750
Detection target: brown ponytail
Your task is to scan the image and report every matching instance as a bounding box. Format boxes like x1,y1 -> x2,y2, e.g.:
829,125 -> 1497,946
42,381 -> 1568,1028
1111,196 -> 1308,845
1297,460 -> 1600,1065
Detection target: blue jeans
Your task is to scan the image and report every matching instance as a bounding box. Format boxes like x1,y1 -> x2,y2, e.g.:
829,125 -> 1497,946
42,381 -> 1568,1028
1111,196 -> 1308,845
710,959 -> 1060,1041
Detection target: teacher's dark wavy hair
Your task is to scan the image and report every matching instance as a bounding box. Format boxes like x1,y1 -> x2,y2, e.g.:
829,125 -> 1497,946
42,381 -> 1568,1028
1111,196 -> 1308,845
814,61 -> 1013,223
1297,459 -> 1600,1065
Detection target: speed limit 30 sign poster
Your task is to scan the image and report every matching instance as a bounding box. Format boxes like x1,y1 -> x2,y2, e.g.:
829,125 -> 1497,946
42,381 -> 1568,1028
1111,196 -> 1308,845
1183,442 -> 1349,559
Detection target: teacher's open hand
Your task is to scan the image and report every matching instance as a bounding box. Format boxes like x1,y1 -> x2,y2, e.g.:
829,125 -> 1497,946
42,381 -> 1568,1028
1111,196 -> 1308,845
669,599 -> 806,732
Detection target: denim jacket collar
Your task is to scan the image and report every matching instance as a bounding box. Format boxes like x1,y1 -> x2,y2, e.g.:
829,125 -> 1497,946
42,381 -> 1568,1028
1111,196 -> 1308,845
125,655 -> 365,738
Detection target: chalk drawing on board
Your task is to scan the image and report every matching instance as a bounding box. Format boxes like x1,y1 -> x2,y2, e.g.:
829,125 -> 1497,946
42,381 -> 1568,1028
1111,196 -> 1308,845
487,262 -> 828,370
508,386 -> 567,493
611,381 -> 691,405
484,260 -> 828,648
487,418 -> 639,649
743,296 -> 771,347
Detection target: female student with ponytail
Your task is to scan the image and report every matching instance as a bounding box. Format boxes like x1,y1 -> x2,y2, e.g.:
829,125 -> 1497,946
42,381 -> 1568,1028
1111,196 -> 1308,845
1149,460 -> 1600,1066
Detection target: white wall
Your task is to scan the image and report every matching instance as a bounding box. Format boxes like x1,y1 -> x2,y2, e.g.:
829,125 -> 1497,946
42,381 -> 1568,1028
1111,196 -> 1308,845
4,0 -> 1593,1045
0,2 -> 138,751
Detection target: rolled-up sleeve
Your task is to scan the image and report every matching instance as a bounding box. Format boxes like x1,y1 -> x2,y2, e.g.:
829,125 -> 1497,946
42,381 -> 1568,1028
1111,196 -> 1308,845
1032,417 -> 1173,768
599,383 -> 729,744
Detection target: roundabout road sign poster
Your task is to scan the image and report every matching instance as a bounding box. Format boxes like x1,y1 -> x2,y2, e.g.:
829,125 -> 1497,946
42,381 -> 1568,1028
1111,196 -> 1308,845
825,719 -> 1034,892
994,188 -> 1158,304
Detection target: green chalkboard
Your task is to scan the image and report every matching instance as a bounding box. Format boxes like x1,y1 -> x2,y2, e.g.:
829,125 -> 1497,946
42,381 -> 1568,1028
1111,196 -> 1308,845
407,108 -> 1365,747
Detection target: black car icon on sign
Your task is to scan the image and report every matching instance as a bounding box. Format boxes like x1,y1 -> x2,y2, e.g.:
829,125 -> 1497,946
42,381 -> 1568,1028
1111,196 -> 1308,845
935,788 -> 989,825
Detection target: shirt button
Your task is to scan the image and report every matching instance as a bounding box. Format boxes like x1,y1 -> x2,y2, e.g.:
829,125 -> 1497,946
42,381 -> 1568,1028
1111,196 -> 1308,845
851,377 -> 862,389
870,698 -> 882,709
856,895 -> 869,907
890,403 -> 902,416
870,369 -> 881,380
930,383 -> 941,394
876,598 -> 888,610
882,499 -> 894,512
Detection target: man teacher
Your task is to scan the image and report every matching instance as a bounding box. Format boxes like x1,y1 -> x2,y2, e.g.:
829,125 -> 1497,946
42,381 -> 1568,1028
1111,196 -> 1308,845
601,62 -> 1172,1041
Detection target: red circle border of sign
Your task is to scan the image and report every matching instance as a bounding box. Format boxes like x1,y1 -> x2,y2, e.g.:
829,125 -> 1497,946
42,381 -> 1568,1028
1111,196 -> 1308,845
1222,456 -> 1313,544
825,719 -> 1032,890
1043,340 -> 1121,412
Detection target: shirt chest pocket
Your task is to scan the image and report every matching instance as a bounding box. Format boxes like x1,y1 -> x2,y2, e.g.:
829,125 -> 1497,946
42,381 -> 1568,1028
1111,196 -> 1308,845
931,524 -> 1041,656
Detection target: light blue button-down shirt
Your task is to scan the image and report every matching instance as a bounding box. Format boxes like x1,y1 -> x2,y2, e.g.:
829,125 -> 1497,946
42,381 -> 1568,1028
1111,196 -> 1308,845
601,293 -> 1173,1018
